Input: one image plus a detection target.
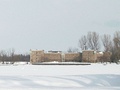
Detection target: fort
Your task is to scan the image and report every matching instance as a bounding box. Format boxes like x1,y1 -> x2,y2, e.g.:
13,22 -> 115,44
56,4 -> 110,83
30,50 -> 111,64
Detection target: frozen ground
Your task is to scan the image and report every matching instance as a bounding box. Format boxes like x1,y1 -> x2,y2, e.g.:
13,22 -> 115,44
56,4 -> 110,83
0,63 -> 120,90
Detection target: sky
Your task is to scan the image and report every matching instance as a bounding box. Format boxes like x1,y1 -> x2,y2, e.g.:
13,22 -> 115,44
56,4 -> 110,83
0,0 -> 120,54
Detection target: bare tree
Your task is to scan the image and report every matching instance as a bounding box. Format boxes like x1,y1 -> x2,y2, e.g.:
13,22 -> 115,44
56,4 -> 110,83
0,50 -> 6,64
99,52 -> 112,64
101,34 -> 113,52
67,47 -> 79,53
87,32 -> 100,51
9,48 -> 15,64
78,35 -> 88,50
0,49 -> 30,64
114,31 -> 120,48
112,31 -> 120,62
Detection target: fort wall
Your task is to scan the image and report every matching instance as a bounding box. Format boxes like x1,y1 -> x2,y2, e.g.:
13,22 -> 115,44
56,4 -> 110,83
30,50 -> 112,64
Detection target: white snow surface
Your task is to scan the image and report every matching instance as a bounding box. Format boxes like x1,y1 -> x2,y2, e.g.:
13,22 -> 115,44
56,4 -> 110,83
0,63 -> 120,90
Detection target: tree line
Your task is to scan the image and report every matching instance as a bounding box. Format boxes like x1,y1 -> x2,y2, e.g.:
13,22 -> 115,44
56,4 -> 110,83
1,31 -> 120,64
68,31 -> 120,63
0,49 -> 30,64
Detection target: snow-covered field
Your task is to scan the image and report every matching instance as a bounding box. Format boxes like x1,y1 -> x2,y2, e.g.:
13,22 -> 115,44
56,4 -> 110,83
0,63 -> 120,90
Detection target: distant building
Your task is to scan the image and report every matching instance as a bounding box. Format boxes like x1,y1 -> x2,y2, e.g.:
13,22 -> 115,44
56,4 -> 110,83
30,50 -> 81,64
30,50 -> 112,64
82,50 -> 97,62
48,50 -> 62,53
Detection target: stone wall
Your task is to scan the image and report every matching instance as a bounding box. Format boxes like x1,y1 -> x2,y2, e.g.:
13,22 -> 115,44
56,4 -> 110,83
97,52 -> 112,62
44,53 -> 62,62
30,50 -> 112,64
30,50 -> 81,64
30,50 -> 44,64
65,53 -> 81,62
82,50 -> 97,62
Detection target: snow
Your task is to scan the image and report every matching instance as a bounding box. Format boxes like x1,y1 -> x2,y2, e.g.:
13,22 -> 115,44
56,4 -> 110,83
0,63 -> 120,90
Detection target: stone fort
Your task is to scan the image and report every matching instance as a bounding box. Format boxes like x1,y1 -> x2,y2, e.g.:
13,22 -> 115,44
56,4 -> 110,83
30,50 -> 111,64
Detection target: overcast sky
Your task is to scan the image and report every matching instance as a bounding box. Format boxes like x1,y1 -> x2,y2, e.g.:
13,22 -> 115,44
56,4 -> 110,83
0,0 -> 120,53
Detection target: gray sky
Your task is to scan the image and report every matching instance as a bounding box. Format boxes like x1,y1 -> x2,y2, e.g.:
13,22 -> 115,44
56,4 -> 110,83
0,0 -> 120,53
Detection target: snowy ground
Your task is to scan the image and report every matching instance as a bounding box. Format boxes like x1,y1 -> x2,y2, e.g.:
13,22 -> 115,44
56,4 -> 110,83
0,63 -> 120,90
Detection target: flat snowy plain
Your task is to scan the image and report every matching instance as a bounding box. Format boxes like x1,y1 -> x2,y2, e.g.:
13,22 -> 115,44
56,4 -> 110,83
0,63 -> 120,90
